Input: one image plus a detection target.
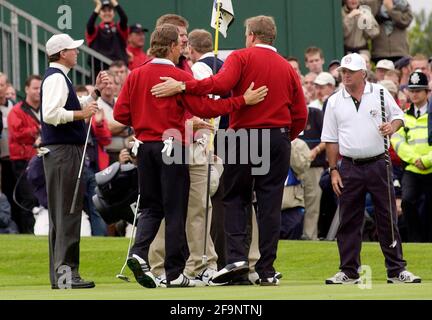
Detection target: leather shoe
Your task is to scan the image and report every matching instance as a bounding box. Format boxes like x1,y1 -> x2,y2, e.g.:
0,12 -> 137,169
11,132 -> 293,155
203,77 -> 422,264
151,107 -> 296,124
51,278 -> 96,289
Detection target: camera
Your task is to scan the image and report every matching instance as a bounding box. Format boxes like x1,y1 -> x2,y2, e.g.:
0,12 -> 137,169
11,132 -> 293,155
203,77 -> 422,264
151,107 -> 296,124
92,161 -> 138,225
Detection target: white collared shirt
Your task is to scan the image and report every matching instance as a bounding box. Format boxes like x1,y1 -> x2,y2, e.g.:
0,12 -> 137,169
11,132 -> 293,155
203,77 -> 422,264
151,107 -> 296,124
321,82 -> 405,158
254,44 -> 278,52
151,58 -> 175,66
414,103 -> 428,117
41,62 -> 95,126
191,52 -> 215,80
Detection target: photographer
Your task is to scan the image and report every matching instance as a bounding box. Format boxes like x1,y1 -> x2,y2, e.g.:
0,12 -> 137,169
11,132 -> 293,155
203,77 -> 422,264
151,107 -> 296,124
342,0 -> 379,56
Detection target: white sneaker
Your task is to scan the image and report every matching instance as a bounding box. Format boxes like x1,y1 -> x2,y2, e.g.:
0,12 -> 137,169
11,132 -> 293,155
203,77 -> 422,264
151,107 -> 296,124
159,273 -> 196,288
155,274 -> 166,287
259,276 -> 280,286
387,270 -> 421,284
195,268 -> 220,286
325,271 -> 360,285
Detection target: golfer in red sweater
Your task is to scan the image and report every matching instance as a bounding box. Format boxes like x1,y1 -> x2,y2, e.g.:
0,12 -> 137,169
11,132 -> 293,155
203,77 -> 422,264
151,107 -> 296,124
113,23 -> 268,288
151,16 -> 308,286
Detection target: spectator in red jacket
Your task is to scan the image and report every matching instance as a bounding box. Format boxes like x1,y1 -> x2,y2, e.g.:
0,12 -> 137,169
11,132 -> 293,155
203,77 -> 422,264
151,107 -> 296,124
7,75 -> 42,233
151,15 -> 308,286
127,23 -> 149,71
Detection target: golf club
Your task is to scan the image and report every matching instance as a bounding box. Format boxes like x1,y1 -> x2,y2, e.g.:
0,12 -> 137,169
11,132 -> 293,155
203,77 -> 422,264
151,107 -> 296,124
70,116 -> 93,214
380,89 -> 397,248
116,194 -> 140,282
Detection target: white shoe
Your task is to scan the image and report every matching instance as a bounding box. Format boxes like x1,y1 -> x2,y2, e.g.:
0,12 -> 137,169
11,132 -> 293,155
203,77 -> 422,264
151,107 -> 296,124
325,272 -> 360,285
159,273 -> 196,288
259,276 -> 280,286
155,274 -> 166,287
195,268 -> 220,286
387,271 -> 421,284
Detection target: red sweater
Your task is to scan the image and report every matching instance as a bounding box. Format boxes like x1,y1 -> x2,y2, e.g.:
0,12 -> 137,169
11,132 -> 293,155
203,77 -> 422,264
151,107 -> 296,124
185,46 -> 308,139
7,101 -> 40,161
113,61 -> 246,144
127,45 -> 149,70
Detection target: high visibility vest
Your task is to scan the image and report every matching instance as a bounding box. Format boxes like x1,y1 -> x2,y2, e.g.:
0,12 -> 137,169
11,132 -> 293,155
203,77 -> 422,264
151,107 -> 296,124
391,105 -> 432,175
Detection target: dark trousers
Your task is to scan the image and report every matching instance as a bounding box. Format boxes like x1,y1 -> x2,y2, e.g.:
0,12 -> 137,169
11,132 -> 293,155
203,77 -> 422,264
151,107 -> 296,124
130,142 -> 190,281
43,145 -> 84,285
83,166 -> 107,236
401,171 -> 432,242
11,160 -> 38,234
210,172 -> 227,269
223,128 -> 291,279
338,158 -> 406,278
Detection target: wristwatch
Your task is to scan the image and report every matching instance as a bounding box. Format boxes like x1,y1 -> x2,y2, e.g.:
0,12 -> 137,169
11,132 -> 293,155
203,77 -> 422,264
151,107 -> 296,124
328,166 -> 338,174
179,82 -> 186,93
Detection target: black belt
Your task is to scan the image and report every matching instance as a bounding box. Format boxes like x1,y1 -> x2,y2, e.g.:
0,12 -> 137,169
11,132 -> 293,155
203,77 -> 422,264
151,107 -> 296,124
343,153 -> 385,165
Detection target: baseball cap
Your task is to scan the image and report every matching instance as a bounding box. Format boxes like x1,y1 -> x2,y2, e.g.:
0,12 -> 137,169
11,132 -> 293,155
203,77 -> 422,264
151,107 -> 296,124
314,72 -> 336,86
407,70 -> 429,90
376,59 -> 395,70
337,53 -> 367,72
101,0 -> 114,8
327,59 -> 341,71
394,56 -> 411,70
379,80 -> 398,95
45,34 -> 84,56
130,23 -> 149,33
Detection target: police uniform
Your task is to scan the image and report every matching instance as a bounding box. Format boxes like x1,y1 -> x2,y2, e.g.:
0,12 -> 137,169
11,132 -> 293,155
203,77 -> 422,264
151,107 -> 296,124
321,54 -> 408,280
391,71 -> 432,242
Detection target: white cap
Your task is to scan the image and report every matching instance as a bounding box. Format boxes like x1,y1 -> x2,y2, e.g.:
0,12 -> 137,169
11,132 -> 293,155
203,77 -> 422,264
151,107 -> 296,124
376,59 -> 395,71
337,53 -> 367,72
45,34 -> 84,56
314,72 -> 336,86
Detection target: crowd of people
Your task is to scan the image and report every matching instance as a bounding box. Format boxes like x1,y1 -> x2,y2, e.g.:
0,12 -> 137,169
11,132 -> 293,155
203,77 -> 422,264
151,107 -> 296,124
0,0 -> 430,288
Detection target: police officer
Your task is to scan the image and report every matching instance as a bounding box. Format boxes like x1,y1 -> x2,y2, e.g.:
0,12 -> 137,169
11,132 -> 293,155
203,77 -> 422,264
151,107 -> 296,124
391,70 -> 432,242
321,53 -> 421,284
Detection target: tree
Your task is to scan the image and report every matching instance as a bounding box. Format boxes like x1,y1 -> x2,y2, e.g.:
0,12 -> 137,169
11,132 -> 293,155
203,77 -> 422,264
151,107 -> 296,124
408,9 -> 432,57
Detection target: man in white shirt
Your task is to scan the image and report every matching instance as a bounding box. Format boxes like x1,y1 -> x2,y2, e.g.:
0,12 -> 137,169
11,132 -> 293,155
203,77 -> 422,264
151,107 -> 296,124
41,33 -> 108,289
321,53 -> 421,284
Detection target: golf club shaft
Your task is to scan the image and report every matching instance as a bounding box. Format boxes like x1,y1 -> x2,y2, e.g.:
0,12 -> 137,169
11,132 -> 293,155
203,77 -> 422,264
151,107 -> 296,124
202,149 -> 213,265
118,194 -> 140,277
380,89 -> 396,247
70,116 -> 93,214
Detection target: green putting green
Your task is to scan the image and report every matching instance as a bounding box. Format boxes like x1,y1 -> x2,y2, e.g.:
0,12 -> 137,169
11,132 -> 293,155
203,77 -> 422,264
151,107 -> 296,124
1,235 -> 431,300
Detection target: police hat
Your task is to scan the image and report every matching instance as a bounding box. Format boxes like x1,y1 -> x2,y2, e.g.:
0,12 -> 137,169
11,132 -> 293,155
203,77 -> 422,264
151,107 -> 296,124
129,23 -> 148,33
407,70 -> 430,90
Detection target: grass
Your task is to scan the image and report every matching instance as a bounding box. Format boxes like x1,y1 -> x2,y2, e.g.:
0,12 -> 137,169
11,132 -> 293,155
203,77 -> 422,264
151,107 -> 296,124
1,235 -> 431,300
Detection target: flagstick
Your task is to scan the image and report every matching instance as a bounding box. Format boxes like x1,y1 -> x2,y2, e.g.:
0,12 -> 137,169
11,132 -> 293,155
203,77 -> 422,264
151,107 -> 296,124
202,0 -> 222,266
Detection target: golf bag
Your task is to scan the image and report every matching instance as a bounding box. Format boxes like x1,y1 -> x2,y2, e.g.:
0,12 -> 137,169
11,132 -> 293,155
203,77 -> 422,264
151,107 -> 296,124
92,161 -> 138,225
